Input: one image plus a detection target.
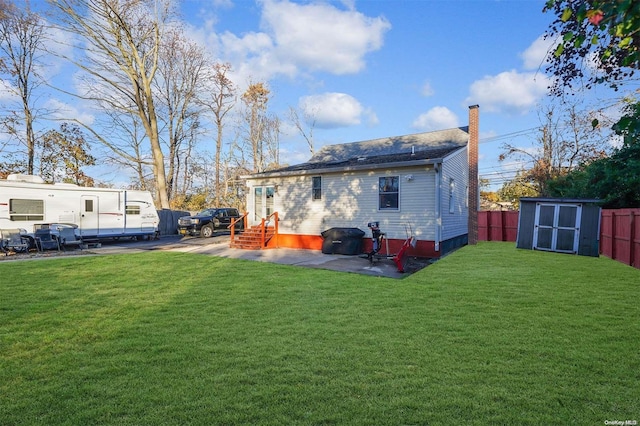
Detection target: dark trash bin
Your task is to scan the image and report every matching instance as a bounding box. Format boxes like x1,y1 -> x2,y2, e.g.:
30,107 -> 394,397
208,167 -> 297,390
321,227 -> 365,255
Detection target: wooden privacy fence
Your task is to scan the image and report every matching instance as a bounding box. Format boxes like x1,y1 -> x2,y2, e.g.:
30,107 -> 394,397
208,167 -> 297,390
600,209 -> 640,269
478,209 -> 640,269
478,211 -> 519,242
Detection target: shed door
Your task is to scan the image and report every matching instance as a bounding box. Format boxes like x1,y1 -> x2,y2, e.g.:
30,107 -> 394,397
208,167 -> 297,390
533,203 -> 581,253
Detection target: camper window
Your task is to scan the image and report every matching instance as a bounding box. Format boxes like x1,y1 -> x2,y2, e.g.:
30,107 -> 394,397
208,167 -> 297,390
9,199 -> 44,221
126,205 -> 141,215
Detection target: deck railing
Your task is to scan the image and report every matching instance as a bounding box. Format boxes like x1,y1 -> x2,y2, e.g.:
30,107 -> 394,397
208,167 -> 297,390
260,211 -> 279,248
229,212 -> 249,244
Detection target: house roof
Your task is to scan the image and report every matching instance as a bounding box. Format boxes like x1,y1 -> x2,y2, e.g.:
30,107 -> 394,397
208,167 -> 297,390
244,126 -> 470,179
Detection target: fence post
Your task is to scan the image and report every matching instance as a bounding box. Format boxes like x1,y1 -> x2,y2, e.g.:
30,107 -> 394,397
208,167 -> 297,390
599,211 -> 604,256
630,210 -> 636,268
611,211 -> 616,261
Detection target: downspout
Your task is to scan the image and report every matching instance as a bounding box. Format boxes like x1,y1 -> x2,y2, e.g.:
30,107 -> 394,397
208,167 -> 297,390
434,163 -> 442,252
248,183 -> 254,227
123,190 -> 127,234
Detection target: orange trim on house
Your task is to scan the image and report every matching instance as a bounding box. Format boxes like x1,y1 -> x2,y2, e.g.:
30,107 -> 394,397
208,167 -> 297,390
266,233 -> 439,258
266,233 -> 323,250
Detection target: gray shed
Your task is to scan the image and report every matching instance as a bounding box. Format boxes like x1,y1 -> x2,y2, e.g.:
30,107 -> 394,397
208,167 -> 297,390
516,198 -> 601,257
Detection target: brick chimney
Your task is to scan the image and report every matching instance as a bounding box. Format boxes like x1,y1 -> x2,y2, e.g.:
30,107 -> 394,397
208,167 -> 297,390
468,105 -> 479,245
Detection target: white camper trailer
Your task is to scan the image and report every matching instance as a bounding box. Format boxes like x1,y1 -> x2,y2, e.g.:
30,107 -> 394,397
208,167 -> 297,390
0,174 -> 159,241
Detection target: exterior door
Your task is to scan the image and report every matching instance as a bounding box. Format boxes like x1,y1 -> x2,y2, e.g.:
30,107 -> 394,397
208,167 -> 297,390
533,203 -> 581,253
80,195 -> 99,236
253,186 -> 274,222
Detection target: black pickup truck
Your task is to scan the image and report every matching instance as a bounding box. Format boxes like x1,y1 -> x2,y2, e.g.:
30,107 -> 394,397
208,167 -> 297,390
177,208 -> 243,238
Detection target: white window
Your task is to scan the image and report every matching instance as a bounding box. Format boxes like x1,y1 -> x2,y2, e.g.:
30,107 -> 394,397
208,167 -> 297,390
312,176 -> 322,200
379,176 -> 399,210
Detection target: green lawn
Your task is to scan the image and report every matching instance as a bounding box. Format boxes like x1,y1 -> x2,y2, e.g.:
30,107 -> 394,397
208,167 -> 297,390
1,242 -> 638,425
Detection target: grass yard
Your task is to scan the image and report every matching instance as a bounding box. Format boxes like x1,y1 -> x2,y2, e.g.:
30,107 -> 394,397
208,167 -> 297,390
1,242 -> 639,425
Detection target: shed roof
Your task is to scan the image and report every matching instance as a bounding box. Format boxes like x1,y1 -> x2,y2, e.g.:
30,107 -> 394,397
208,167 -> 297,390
244,126 -> 469,178
520,197 -> 602,204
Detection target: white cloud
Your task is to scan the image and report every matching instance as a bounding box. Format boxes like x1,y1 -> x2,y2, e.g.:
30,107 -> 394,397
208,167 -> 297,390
299,92 -> 364,128
421,81 -> 434,97
184,0 -> 390,89
365,108 -> 379,127
465,70 -> 550,114
215,0 -> 391,81
339,0 -> 356,10
412,106 -> 459,131
520,35 -> 556,71
217,30 -> 295,84
0,79 -> 18,101
279,146 -> 312,166
213,0 -> 233,8
45,98 -> 95,127
261,0 -> 390,74
219,30 -> 274,60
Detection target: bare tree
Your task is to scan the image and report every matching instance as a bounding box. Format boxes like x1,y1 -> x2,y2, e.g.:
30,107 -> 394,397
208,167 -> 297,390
499,100 -> 613,195
0,0 -> 8,68
202,62 -> 236,206
95,110 -> 154,190
0,152 -> 26,178
48,0 -> 174,208
241,82 -> 271,173
155,26 -> 207,204
263,114 -> 281,170
0,0 -> 45,174
289,105 -> 316,155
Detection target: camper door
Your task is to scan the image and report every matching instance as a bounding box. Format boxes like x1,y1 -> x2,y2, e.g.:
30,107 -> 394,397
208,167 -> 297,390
80,195 -> 98,236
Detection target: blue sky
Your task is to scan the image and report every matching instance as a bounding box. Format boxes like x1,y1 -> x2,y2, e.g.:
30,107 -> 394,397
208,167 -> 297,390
179,0 -> 559,188
2,0 -> 595,189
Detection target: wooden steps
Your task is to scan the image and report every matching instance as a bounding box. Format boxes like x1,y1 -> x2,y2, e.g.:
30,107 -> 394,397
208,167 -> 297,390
230,225 -> 276,250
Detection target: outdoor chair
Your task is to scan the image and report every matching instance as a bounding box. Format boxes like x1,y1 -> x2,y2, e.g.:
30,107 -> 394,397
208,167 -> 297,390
55,224 -> 82,251
0,228 -> 30,255
34,228 -> 60,252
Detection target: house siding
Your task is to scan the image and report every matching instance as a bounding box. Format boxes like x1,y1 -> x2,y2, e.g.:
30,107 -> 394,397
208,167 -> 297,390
440,146 -> 469,240
247,165 -> 438,242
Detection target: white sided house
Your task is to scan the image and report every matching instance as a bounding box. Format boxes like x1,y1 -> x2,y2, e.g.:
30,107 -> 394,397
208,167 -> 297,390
0,174 -> 159,240
241,106 -> 480,258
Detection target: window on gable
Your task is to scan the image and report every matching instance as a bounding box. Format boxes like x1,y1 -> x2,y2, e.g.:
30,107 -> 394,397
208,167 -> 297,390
312,176 -> 322,200
449,178 -> 455,214
378,176 -> 399,210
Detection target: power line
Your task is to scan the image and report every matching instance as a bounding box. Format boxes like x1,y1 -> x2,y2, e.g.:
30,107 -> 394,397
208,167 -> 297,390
479,160 -> 535,171
479,127 -> 541,145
